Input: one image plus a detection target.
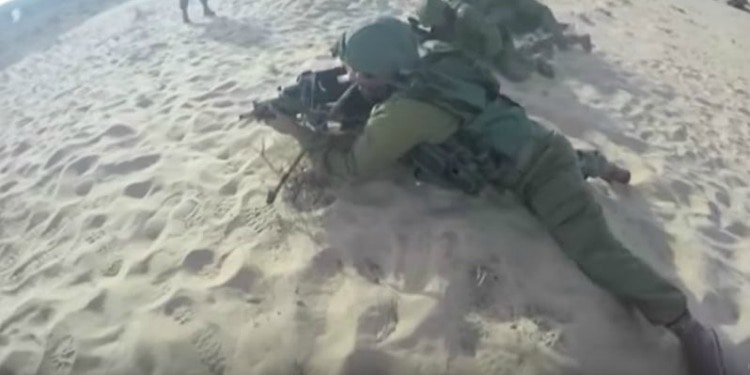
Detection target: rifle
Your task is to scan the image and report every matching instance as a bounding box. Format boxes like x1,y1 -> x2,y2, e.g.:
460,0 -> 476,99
240,66 -> 372,131
240,67 -> 374,204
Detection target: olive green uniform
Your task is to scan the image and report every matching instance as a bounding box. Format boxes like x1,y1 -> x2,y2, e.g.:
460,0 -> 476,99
297,94 -> 686,325
288,17 -> 687,324
415,0 -> 540,81
414,0 -> 591,81
471,0 -> 563,36
270,17 -> 725,374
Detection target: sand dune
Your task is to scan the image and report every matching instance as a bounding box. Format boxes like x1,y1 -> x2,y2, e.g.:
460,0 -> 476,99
0,0 -> 749,374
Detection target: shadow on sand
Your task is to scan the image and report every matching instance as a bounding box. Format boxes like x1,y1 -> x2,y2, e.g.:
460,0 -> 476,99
281,49 -> 747,374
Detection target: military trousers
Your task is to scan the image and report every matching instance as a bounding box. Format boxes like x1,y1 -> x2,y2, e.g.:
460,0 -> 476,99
510,132 -> 687,325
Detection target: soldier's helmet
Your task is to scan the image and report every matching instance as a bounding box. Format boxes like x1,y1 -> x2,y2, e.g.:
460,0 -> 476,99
335,17 -> 420,79
416,0 -> 451,27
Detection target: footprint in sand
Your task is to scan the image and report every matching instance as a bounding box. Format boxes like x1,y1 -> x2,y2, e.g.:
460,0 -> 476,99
188,182 -> 240,223
213,81 -> 238,92
0,243 -> 20,275
40,208 -> 71,237
300,248 -> 344,284
135,94 -> 154,109
0,300 -> 57,339
214,197 -> 240,223
212,99 -> 235,109
123,179 -> 153,199
12,141 -> 31,157
33,166 -> 64,192
133,194 -> 183,241
218,179 -> 239,196
100,258 -> 124,278
84,214 -> 107,230
166,122 -> 188,142
84,290 -> 108,313
78,230 -> 123,278
15,117 -> 34,128
191,134 -> 225,153
220,265 -> 263,295
182,248 -> 227,280
166,195 -> 207,236
697,225 -> 737,246
726,221 -> 748,238
714,189 -> 731,208
192,112 -> 224,134
140,214 -> 168,242
356,300 -> 399,344
25,210 -> 52,234
45,147 -> 73,170
4,241 -> 68,293
66,155 -> 99,176
223,203 -> 276,237
0,180 -> 17,194
36,324 -> 77,375
100,124 -> 137,140
190,325 -> 226,375
163,295 -> 196,326
17,161 -> 41,177
98,154 -> 161,176
724,174 -> 747,189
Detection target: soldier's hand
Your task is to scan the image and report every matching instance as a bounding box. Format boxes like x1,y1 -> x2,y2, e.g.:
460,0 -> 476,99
255,103 -> 322,149
257,103 -> 304,135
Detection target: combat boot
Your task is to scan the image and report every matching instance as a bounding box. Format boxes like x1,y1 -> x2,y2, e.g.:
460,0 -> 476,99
600,162 -> 631,185
668,313 -> 727,375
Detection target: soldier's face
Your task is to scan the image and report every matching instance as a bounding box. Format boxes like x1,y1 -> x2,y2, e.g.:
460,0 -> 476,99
345,65 -> 390,102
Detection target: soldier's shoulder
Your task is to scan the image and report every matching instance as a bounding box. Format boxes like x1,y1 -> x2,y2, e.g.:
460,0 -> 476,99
372,95 -> 453,121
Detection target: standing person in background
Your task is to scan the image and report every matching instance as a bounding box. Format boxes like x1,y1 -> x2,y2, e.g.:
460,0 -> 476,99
180,0 -> 215,23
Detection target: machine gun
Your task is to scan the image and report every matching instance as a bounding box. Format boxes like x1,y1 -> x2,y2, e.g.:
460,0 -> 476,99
240,66 -> 373,133
240,66 -> 374,204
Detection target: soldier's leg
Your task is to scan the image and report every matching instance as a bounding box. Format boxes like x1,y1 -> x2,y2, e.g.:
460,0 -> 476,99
559,33 -> 593,53
727,0 -> 748,9
517,133 -> 686,324
516,132 -> 726,375
179,0 -> 190,23
513,0 -> 567,47
491,27 -> 540,82
199,0 -> 215,16
533,57 -> 555,79
574,34 -> 593,52
495,52 -> 534,82
576,149 -> 631,184
492,31 -> 534,82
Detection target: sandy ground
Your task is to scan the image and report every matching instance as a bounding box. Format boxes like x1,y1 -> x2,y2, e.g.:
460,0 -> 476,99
0,0 -> 749,374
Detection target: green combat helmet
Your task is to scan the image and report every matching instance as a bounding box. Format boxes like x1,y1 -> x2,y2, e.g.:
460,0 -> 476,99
416,0 -> 452,28
335,17 -> 420,78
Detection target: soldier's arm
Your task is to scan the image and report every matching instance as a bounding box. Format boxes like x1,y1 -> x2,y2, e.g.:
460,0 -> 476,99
314,97 -> 459,181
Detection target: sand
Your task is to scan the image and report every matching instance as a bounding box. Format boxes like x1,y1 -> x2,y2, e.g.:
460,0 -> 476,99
0,0 -> 749,374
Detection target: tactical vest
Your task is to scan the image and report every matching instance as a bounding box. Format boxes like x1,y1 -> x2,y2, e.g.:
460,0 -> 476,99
396,43 -> 552,195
